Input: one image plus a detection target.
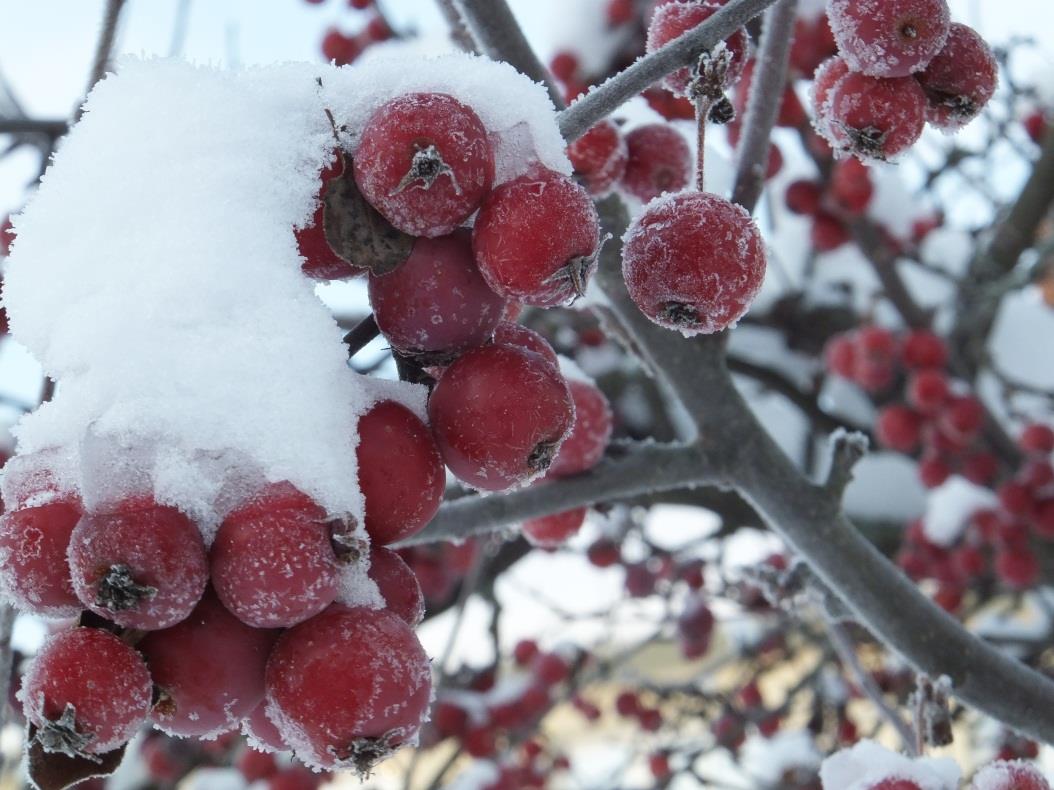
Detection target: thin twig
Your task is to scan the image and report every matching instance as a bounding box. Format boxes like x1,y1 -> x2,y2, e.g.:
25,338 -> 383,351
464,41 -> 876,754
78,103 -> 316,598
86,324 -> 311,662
75,0 -> 127,121
167,0 -> 193,58
729,0 -> 798,211
434,0 -> 479,54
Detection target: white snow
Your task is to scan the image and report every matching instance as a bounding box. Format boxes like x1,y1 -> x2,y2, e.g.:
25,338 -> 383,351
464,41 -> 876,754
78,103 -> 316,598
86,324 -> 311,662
1,53 -> 566,537
923,475 -> 999,547
820,739 -> 960,789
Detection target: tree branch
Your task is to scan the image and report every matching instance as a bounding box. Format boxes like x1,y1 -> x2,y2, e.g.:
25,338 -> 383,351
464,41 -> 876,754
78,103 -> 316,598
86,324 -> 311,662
454,0 -> 563,107
0,119 -> 68,138
730,0 -> 798,212
434,0 -> 479,54
557,0 -> 782,141
76,0 -> 127,121
400,441 -> 722,546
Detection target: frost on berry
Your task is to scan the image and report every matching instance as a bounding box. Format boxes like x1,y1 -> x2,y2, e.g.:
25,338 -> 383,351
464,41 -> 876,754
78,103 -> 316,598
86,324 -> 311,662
368,546 -> 425,626
356,400 -> 445,545
567,120 -> 629,197
547,378 -> 614,478
621,191 -> 767,335
819,738 -> 961,790
210,482 -> 346,628
827,0 -> 951,78
523,508 -> 588,549
810,55 -> 852,139
368,229 -> 506,365
491,321 -> 560,369
428,344 -> 575,491
264,604 -> 432,773
241,700 -> 288,753
826,72 -> 927,161
21,628 -> 152,756
916,23 -> 998,132
472,168 -> 601,307
353,93 -> 494,238
0,496 -> 83,618
971,760 -> 1052,790
620,124 -> 692,203
296,151 -> 361,281
140,590 -> 279,738
67,498 -> 208,630
647,1 -> 748,97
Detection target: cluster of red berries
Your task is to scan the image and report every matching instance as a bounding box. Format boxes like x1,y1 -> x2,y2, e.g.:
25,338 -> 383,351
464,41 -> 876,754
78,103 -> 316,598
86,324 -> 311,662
812,0 -> 998,161
305,0 -> 393,67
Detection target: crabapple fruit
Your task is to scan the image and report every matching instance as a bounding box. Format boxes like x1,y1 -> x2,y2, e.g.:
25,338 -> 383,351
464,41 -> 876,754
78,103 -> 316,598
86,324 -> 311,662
620,124 -> 692,203
827,0 -> 951,78
547,379 -> 613,478
0,496 -> 82,617
916,23 -> 998,130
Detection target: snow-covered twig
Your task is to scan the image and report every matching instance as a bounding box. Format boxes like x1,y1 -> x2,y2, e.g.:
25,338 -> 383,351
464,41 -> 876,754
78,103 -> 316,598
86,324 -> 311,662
823,430 -> 869,497
557,0 -> 782,141
730,0 -> 798,212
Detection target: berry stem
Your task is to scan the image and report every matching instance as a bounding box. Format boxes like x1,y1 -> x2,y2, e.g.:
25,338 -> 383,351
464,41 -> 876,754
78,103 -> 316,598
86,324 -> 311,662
729,0 -> 799,212
343,314 -> 380,359
694,97 -> 711,191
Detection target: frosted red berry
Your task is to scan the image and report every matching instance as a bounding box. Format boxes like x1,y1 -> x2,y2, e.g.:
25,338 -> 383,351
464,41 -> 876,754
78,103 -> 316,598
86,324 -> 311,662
877,405 -> 923,452
916,23 -> 998,130
620,124 -> 692,203
523,508 -> 588,549
298,152 -> 358,281
356,400 -> 445,544
790,13 -> 839,76
473,168 -> 601,306
827,72 -> 927,161
622,191 -> 767,335
353,93 -> 494,237
491,321 -> 559,369
548,379 -> 613,477
368,546 -> 425,626
140,590 -> 278,738
21,627 -> 152,756
242,700 -> 288,753
210,483 -> 342,628
68,498 -> 208,630
428,344 -> 575,490
827,0 -> 951,78
567,121 -> 628,197
0,496 -> 82,617
368,229 -> 505,363
811,56 -> 852,137
647,1 -> 748,96
971,761 -> 1051,790
265,604 -> 432,772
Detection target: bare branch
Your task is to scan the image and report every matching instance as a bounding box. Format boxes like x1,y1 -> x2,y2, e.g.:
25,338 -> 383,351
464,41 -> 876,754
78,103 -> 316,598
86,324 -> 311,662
454,0 -> 564,108
730,0 -> 798,212
822,429 -> 869,497
400,441 -> 722,546
434,0 -> 479,54
0,119 -> 68,138
557,0 -> 782,142
77,0 -> 127,121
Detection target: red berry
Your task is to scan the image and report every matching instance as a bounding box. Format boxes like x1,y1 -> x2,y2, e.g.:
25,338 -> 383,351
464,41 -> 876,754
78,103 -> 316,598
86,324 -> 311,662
901,329 -> 947,369
242,700 -> 288,752
916,23 -> 997,131
790,13 -> 840,76
785,180 -> 824,216
607,0 -> 635,26
647,1 -> 748,96
491,321 -> 559,368
473,168 -> 600,306
619,124 -> 692,203
321,29 -> 361,65
210,483 -> 342,628
549,51 -> 579,82
548,380 -> 613,477
827,72 -> 927,161
353,93 -> 494,237
356,400 -> 445,544
907,369 -> 949,413
678,595 -> 714,656
918,453 -> 951,488
877,405 -> 923,452
615,690 -> 640,717
971,761 -> 1051,790
368,546 -> 424,626
587,537 -> 621,568
365,15 -> 391,42
265,604 -> 431,771
1025,110 -> 1048,144
622,191 -> 767,335
432,699 -> 469,738
825,333 -> 857,378
513,639 -> 540,666
463,725 -> 496,757
639,707 -> 663,731
68,498 -> 208,630
827,0 -> 951,78
369,230 -> 505,362
21,628 -> 152,755
830,157 -> 874,214
962,452 -> 999,486
140,590 -> 278,738
297,152 -> 359,280
428,344 -> 575,490
349,0 -> 373,8
567,121 -> 628,197
810,55 -> 852,136
0,215 -> 13,258
940,396 -> 985,441
811,210 -> 851,251
649,752 -> 672,779
642,87 -> 697,121
0,497 -> 82,617
237,747 -> 278,782
999,481 -> 1036,518
523,508 -> 588,549
1020,423 -> 1054,455
996,549 -> 1039,589
867,781 -> 924,790
624,562 -> 657,597
737,59 -> 808,128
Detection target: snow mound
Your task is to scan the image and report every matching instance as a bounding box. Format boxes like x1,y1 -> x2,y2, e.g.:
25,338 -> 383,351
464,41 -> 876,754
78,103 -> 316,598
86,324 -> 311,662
923,475 -> 998,547
2,54 -> 565,537
820,739 -> 960,790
